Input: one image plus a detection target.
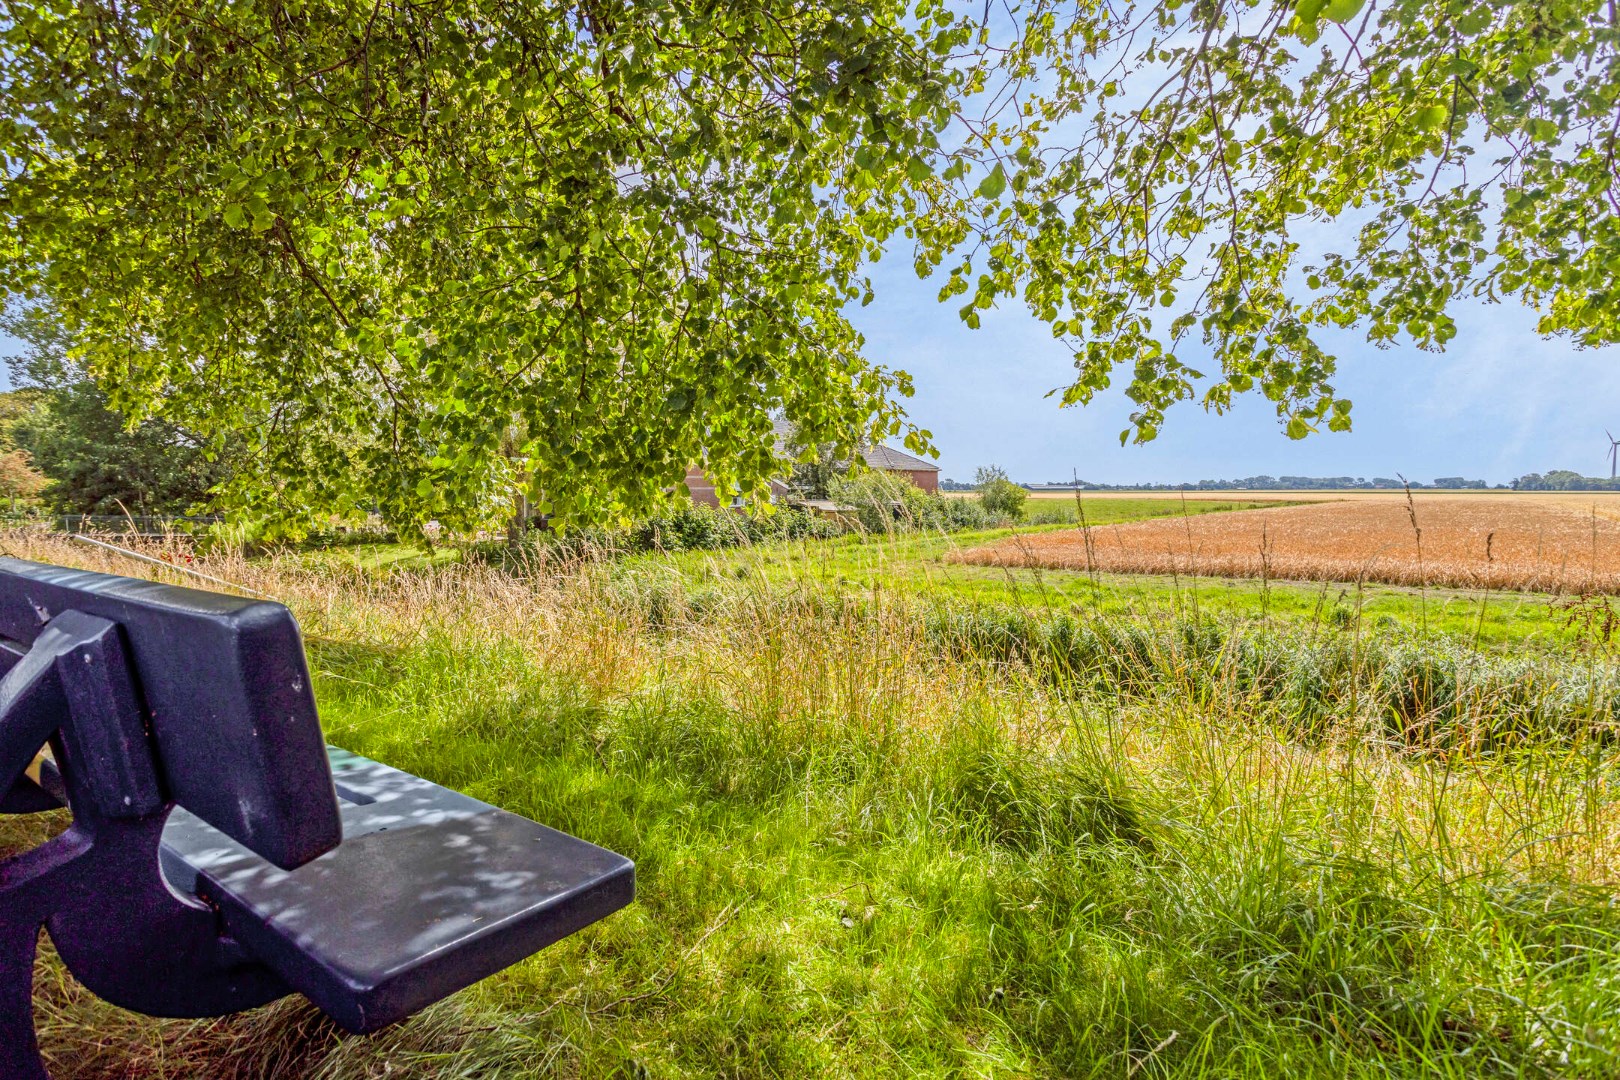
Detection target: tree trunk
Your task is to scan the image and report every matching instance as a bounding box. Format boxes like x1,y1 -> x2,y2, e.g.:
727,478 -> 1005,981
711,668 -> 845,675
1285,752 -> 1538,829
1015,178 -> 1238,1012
507,488 -> 528,548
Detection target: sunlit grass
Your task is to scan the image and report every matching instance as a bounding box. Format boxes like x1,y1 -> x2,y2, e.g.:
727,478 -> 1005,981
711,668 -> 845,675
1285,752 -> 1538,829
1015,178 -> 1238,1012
644,524 -> 1583,651
2,531 -> 1617,1078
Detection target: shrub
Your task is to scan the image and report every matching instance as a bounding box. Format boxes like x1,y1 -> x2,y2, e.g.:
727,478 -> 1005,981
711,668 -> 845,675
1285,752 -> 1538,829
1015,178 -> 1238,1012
481,504 -> 844,566
975,465 -> 1027,521
828,471 -> 997,534
629,505 -> 839,552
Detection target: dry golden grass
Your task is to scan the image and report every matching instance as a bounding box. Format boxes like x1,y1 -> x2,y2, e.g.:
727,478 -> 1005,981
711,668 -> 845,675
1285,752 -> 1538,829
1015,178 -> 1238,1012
956,493 -> 1620,593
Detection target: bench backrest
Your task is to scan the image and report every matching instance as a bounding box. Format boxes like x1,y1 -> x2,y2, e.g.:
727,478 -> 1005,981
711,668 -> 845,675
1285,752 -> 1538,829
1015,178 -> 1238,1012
0,557 -> 341,869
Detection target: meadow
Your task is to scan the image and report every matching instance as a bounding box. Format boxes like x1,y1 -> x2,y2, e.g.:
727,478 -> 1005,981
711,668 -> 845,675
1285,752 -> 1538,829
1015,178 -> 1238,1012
3,503 -> 1620,1078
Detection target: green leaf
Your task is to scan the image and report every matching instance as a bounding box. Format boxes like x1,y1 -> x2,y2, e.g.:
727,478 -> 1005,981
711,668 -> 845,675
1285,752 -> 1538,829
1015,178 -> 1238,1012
1294,0 -> 1328,38
1320,0 -> 1366,24
1411,105 -> 1448,130
976,163 -> 1007,200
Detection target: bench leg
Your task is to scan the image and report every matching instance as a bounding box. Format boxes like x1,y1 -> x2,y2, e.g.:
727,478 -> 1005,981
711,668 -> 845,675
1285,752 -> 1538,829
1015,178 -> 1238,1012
0,922 -> 47,1080
0,828 -> 94,1080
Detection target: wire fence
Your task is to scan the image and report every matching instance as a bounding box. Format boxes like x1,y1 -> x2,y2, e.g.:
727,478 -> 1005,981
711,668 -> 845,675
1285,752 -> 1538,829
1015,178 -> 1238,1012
19,514 -> 224,536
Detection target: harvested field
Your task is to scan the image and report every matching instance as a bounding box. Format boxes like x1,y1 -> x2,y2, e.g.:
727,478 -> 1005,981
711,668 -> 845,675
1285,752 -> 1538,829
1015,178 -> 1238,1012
956,494 -> 1620,593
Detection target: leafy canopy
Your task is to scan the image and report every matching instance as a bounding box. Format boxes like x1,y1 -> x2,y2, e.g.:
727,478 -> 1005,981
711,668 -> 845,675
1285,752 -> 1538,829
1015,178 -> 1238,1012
1,0 -> 966,533
2,0 -> 1615,531
926,0 -> 1618,442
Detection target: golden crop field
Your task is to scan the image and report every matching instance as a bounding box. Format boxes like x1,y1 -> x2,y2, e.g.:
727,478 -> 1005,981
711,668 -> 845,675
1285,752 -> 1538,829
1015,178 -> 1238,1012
956,492 -> 1620,593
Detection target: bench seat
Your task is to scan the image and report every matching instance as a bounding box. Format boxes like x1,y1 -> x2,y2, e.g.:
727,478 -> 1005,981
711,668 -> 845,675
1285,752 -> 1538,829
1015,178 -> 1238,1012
159,747 -> 633,1033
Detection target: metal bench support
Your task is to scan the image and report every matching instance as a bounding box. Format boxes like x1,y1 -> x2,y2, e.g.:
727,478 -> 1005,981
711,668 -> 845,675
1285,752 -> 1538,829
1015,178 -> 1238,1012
0,611 -> 290,1080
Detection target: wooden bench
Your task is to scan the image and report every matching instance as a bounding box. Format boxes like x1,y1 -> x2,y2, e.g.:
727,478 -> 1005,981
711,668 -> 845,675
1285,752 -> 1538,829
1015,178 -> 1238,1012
0,557 -> 633,1078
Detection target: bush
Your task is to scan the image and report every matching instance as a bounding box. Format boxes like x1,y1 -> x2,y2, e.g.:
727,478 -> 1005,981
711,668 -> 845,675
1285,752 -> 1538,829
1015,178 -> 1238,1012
975,465 -> 1027,521
979,478 -> 1027,521
629,505 -> 839,552
481,504 -> 843,566
828,472 -> 997,534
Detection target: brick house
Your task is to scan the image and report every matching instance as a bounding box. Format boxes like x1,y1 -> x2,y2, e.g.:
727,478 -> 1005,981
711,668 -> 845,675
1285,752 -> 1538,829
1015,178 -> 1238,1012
856,444 -> 941,493
685,426 -> 940,507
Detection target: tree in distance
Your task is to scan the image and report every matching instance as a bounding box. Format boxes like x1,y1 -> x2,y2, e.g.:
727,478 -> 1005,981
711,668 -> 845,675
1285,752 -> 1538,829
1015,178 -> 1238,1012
975,465 -> 1027,521
2,0 -> 1612,534
0,386 -> 46,511
0,300 -> 232,516
0,446 -> 46,512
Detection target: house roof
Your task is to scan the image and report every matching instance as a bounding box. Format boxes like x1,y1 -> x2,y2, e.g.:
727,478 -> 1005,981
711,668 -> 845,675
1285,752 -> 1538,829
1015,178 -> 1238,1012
771,418 -> 939,472
860,444 -> 940,472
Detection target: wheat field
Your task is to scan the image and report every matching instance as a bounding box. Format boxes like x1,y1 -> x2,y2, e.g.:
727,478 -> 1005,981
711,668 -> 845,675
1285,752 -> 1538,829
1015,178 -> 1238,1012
957,493 -> 1620,593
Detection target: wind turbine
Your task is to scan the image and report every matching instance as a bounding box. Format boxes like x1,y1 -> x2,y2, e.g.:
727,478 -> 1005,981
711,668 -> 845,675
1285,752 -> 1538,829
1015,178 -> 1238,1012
1608,430 -> 1619,479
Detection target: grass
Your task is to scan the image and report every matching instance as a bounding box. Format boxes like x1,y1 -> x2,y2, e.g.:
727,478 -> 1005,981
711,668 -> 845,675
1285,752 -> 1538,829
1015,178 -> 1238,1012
644,525 -> 1586,651
297,541 -> 464,572
3,530 -> 1619,1078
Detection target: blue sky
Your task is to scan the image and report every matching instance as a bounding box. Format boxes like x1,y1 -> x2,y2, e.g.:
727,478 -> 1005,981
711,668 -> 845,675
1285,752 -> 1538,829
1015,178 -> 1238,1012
853,252 -> 1620,487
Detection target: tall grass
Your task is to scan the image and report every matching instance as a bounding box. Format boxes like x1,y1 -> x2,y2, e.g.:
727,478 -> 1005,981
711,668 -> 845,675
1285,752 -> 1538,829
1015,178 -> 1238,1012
2,532 -> 1618,1078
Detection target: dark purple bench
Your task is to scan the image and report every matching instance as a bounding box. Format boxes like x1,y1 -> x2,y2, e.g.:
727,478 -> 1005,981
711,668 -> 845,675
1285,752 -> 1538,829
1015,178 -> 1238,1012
0,558 -> 632,1078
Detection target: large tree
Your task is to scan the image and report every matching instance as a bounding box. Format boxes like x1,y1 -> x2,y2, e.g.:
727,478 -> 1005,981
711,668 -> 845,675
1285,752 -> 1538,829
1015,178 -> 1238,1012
2,1 -> 1613,531
0,300 -> 232,515
9,380 -> 229,516
1,0 -> 964,535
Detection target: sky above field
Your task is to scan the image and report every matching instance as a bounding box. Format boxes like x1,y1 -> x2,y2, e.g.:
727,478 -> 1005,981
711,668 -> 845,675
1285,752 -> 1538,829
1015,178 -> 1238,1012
854,254 -> 1620,488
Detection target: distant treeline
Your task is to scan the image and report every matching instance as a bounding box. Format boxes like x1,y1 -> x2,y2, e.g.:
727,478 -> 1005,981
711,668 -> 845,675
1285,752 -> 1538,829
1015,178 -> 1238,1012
1508,470 -> 1620,491
940,471 -> 1620,493
954,476 -> 1498,492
